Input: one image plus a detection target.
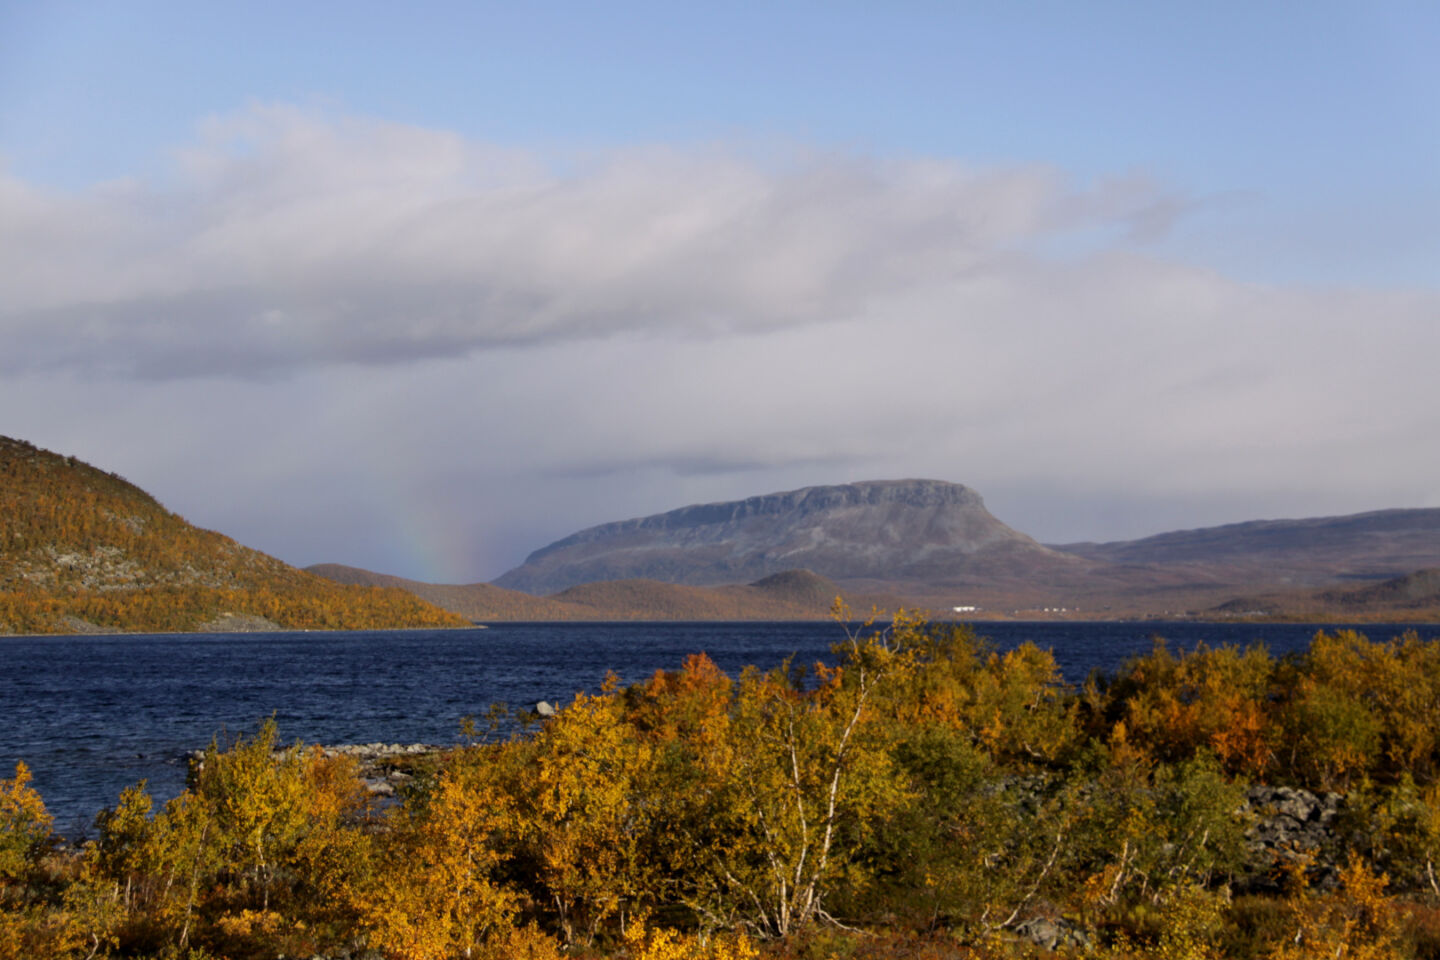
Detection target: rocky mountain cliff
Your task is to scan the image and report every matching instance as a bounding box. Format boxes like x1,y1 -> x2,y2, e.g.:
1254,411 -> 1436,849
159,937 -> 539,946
493,479 -> 1077,595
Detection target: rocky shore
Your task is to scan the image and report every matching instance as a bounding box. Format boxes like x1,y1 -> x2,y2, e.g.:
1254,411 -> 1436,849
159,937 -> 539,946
319,741 -> 438,798
187,741 -> 442,801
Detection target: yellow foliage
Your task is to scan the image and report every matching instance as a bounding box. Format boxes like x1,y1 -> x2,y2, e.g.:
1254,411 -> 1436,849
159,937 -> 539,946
525,690 -> 657,943
215,906 -> 286,938
0,904 -> 85,960
1109,641 -> 1276,778
623,915 -> 758,960
476,922 -> 565,959
356,762 -> 518,959
0,762 -> 51,883
1268,853 -> 1402,960
12,619 -> 1440,958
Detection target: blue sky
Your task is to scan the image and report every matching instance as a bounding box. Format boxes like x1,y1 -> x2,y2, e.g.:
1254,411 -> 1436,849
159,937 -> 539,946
8,1 -> 1438,286
2,2 -> 1438,581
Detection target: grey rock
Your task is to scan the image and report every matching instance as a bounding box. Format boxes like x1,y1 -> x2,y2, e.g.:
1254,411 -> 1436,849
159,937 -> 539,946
362,779 -> 394,797
196,612 -> 283,633
1014,916 -> 1090,950
58,615 -> 124,635
1015,917 -> 1062,950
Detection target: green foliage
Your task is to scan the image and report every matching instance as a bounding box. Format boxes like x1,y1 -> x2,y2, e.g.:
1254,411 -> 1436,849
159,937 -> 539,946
1065,750 -> 1250,918
1339,775 -> 1440,896
1273,630 -> 1440,790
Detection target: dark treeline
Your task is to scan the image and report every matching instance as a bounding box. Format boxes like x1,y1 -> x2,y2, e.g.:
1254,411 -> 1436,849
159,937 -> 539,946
5,610 -> 1440,959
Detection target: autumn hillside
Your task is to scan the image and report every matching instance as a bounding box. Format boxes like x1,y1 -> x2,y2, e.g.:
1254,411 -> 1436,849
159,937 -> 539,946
0,436 -> 470,634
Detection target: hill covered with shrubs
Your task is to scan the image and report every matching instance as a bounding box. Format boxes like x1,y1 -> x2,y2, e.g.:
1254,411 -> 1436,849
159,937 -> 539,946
0,436 -> 469,633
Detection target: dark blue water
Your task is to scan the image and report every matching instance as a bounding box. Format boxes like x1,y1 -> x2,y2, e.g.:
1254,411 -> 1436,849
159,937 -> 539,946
3,620 -> 1436,833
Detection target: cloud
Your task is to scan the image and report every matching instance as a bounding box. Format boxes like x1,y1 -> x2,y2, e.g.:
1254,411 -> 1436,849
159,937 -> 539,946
1,103 -> 1188,379
4,103 -> 1438,580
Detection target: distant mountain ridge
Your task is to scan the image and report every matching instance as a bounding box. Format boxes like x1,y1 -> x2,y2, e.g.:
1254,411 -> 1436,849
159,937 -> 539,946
493,479 -> 1076,595
1212,568 -> 1440,620
1054,508 -> 1440,585
483,482 -> 1440,617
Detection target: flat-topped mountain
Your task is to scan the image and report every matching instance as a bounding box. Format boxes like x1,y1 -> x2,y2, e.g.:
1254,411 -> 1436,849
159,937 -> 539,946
0,436 -> 469,634
493,479 -> 1077,595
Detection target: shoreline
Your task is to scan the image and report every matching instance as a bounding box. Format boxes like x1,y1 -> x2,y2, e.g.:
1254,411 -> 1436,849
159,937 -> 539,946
5,613 -> 1439,640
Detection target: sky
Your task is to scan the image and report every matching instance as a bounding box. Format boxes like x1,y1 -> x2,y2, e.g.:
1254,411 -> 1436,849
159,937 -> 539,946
2,1 -> 1438,583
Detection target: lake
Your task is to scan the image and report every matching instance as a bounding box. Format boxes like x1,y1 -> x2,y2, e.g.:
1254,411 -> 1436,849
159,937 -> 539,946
4,619 -> 1436,832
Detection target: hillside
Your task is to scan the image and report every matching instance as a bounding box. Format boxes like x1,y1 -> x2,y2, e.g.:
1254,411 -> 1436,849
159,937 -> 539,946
1212,568 -> 1440,621
1327,567 -> 1440,609
493,479 -> 1079,594
0,436 -> 470,634
307,563 -> 902,620
1054,508 -> 1440,586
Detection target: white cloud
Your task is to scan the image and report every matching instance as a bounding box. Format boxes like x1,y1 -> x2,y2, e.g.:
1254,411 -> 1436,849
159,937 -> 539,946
3,104 -> 1437,580
1,103 -> 1188,378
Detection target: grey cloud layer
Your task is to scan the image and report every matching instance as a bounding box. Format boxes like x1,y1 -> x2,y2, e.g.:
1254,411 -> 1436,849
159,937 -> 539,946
2,104 -> 1185,378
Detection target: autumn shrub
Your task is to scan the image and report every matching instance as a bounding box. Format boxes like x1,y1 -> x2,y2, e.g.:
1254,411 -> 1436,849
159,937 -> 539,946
622,912 -> 758,960
0,763 -> 51,884
1090,640 -> 1276,779
879,615 -> 1075,768
84,720 -> 371,957
1338,775 -> 1440,897
1399,901 -> 1440,960
1272,631 -> 1440,791
188,719 -> 368,918
1051,746 -> 1251,958
850,726 -> 1084,940
1265,852 -> 1404,959
10,617 -> 1440,958
350,758 -> 520,960
533,689 -> 660,942
827,613 -> 1084,938
0,762 -> 62,958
